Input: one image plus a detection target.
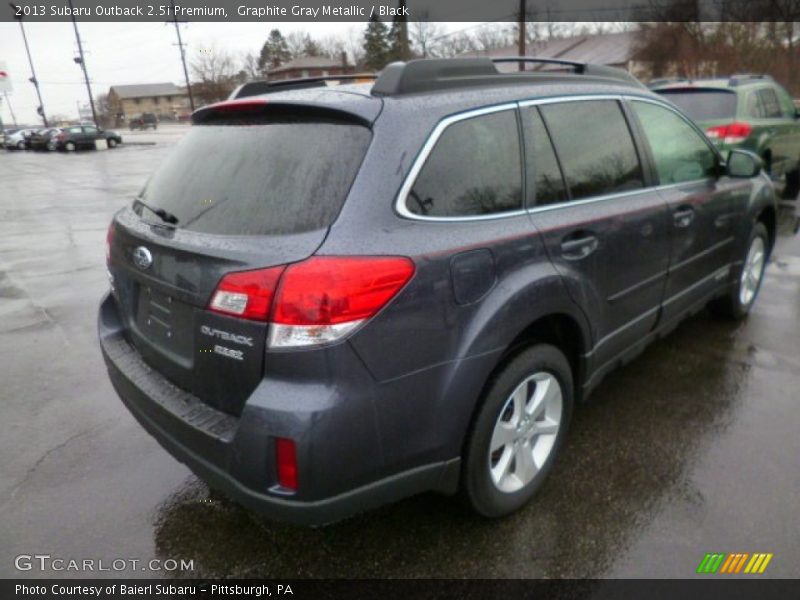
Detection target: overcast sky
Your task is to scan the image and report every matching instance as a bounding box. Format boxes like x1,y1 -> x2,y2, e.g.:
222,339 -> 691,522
0,21 -> 425,125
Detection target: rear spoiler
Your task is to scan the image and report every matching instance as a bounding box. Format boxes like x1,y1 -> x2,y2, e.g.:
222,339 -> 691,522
228,74 -> 378,100
191,97 -> 379,127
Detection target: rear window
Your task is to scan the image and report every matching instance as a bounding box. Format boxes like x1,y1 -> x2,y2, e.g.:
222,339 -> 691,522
136,117 -> 371,236
656,89 -> 737,121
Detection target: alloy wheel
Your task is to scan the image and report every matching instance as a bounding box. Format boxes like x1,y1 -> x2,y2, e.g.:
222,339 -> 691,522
740,236 -> 766,306
489,372 -> 563,493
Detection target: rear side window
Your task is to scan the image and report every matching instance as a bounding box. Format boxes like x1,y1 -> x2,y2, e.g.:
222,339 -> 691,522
137,117 -> 371,236
757,89 -> 782,118
540,100 -> 644,200
521,106 -> 568,206
657,89 -> 737,121
632,101 -> 717,184
406,109 -> 522,217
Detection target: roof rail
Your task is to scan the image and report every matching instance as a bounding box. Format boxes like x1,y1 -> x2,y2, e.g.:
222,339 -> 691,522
229,73 -> 377,99
371,57 -> 644,96
728,73 -> 773,86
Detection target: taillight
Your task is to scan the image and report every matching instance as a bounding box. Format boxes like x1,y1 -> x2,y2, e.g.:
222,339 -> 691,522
206,256 -> 415,347
269,256 -> 415,348
208,266 -> 285,321
275,437 -> 298,491
706,122 -> 752,144
105,222 -> 115,264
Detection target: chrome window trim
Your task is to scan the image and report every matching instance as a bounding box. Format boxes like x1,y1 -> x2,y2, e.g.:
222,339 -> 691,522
394,102 -> 522,222
394,93 -> 723,223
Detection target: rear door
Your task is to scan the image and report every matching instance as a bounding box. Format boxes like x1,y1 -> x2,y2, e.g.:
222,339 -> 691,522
523,98 -> 670,369
756,86 -> 800,183
108,112 -> 372,415
629,99 -> 750,323
82,125 -> 99,148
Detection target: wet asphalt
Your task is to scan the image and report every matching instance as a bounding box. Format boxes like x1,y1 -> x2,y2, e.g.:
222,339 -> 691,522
1,129 -> 799,580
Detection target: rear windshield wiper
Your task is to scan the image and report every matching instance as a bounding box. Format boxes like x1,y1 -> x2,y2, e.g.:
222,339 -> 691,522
133,197 -> 179,225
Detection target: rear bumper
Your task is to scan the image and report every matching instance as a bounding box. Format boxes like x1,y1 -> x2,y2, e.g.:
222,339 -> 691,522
98,293 -> 459,525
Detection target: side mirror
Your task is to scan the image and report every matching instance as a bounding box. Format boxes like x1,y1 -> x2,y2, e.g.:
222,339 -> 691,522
727,149 -> 762,178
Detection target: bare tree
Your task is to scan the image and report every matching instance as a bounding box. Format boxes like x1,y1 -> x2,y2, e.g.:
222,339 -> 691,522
191,46 -> 240,105
285,31 -> 308,58
240,51 -> 261,79
472,24 -> 514,52
410,14 -> 445,58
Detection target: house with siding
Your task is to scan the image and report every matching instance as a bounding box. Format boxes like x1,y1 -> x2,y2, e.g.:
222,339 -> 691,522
107,83 -> 191,126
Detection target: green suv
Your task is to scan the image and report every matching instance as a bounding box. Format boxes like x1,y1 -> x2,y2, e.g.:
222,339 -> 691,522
653,75 -> 800,200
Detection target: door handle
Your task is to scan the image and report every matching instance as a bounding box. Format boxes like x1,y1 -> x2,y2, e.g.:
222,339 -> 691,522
673,207 -> 695,228
560,234 -> 599,260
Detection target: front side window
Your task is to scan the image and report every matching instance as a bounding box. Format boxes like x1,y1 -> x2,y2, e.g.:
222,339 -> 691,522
406,109 -> 522,217
539,100 -> 644,200
632,101 -> 718,185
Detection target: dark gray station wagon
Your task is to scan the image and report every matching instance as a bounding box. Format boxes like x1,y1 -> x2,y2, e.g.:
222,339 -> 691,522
99,58 -> 777,524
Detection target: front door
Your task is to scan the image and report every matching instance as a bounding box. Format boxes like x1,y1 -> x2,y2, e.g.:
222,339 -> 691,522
629,99 -> 750,323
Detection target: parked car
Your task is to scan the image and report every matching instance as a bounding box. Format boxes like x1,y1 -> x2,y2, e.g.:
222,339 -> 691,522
29,128 -> 62,151
99,58 -> 777,525
652,74 -> 800,200
3,128 -> 36,150
53,125 -> 122,151
129,112 -> 158,130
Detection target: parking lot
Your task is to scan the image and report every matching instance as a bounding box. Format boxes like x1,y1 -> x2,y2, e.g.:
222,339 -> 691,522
1,133 -> 799,579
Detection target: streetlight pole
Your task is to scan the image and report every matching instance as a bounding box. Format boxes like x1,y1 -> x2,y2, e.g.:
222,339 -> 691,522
10,3 -> 48,126
67,0 -> 98,126
170,0 -> 195,112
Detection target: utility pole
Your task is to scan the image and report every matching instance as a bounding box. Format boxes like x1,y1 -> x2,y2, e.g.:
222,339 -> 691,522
170,0 -> 195,112
10,2 -> 48,126
67,0 -> 98,126
518,0 -> 526,71
4,92 -> 19,127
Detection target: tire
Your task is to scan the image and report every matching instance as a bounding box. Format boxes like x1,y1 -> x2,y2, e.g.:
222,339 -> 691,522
462,344 -> 574,518
708,222 -> 769,319
47,141 -> 56,151
65,141 -> 76,152
108,138 -> 117,148
16,141 -> 24,150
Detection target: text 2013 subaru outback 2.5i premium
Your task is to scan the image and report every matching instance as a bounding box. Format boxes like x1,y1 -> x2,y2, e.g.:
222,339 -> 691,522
99,58 -> 777,525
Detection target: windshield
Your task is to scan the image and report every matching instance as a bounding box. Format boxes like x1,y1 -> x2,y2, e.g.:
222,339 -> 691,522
136,116 -> 371,236
656,89 -> 738,122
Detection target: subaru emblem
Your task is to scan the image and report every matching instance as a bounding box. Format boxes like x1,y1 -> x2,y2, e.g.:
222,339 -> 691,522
132,246 -> 153,270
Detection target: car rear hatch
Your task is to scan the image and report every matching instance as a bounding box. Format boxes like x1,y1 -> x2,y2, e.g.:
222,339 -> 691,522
106,96 -> 377,416
655,87 -> 741,144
